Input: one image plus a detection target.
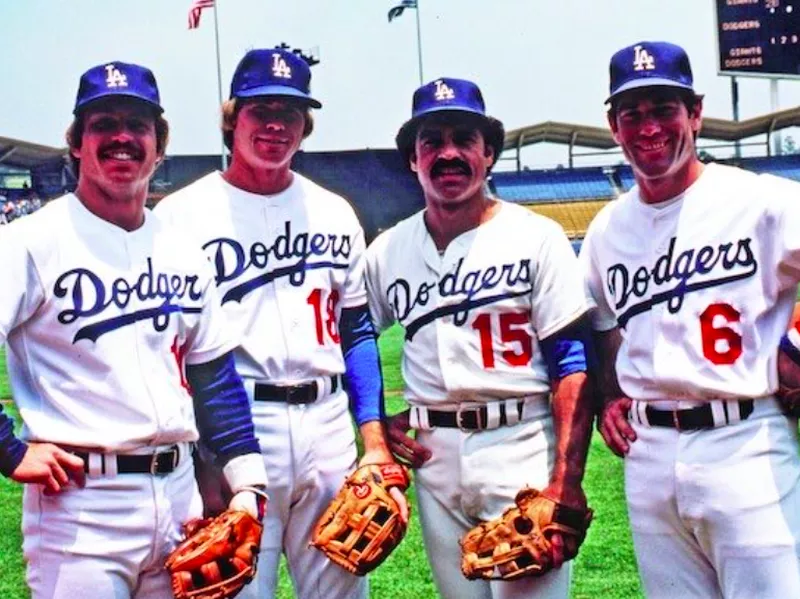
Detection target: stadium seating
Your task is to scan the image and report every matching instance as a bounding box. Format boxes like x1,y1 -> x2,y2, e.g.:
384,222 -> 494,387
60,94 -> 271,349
524,200 -> 609,239
736,155 -> 800,182
616,165 -> 636,191
490,167 -> 616,203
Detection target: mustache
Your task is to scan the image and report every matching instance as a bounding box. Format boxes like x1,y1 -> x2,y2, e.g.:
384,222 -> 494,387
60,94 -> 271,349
99,141 -> 143,160
431,159 -> 471,177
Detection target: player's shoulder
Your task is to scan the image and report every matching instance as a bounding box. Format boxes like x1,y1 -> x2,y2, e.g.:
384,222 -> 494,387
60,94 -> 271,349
0,195 -> 69,245
147,209 -> 214,265
155,171 -> 221,214
293,172 -> 364,229
755,168 -> 800,193
582,187 -> 634,239
295,172 -> 354,208
366,210 -> 424,258
493,200 -> 574,252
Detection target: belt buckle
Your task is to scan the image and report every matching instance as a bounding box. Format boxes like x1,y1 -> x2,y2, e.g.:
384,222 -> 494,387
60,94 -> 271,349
456,407 -> 484,431
672,409 -> 682,432
151,447 -> 179,475
456,407 -> 471,431
286,385 -> 306,405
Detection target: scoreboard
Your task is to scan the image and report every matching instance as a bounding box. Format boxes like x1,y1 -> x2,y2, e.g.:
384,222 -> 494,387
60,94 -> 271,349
714,0 -> 800,78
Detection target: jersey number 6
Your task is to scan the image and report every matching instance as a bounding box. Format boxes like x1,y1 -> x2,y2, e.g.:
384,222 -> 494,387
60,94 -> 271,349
472,311 -> 533,369
699,303 -> 742,365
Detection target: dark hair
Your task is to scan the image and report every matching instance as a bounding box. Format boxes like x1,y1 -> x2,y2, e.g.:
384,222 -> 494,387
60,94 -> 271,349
608,88 -> 702,120
65,107 -> 169,177
220,98 -> 314,151
395,113 -> 505,173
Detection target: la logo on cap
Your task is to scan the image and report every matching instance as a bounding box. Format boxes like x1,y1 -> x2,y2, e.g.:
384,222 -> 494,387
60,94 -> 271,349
104,64 -> 128,88
271,53 -> 292,79
434,79 -> 455,101
632,45 -> 655,72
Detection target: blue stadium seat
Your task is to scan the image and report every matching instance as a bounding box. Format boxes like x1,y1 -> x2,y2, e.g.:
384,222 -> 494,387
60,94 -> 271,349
491,167 -> 615,204
736,155 -> 800,182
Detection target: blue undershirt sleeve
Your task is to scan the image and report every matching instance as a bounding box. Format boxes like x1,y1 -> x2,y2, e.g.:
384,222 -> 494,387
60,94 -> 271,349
780,331 -> 800,366
539,318 -> 595,382
0,406 -> 27,477
186,351 -> 260,464
340,304 -> 385,427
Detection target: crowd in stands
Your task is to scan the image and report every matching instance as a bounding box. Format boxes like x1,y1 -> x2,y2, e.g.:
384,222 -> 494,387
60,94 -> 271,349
0,190 -> 43,225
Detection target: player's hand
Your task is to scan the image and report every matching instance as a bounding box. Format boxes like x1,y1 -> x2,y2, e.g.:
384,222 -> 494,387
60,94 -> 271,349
359,447 -> 411,525
11,443 -> 86,494
598,397 -> 636,457
386,410 -> 431,470
228,487 -> 269,521
541,481 -> 588,569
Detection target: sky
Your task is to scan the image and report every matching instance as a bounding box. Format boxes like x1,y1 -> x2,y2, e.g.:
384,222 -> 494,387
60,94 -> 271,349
0,0 -> 798,171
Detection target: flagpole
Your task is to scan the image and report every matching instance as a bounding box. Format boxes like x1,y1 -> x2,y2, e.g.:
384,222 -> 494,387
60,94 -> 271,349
414,0 -> 424,85
212,2 -> 227,170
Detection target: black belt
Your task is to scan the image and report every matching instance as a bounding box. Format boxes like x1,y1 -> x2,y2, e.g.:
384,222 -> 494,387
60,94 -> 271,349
426,401 -> 524,430
74,445 -> 181,475
254,375 -> 339,404
645,400 -> 754,431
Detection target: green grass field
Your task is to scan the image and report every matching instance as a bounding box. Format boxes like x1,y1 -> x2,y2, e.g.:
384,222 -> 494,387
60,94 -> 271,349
0,329 -> 642,598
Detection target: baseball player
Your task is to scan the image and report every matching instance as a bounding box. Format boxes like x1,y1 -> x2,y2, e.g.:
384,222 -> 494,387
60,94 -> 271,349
0,61 -> 268,598
366,77 -> 595,599
581,41 -> 800,598
155,47 -> 406,599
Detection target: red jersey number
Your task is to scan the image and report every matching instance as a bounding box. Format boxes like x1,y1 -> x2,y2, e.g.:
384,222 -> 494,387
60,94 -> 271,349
307,288 -> 341,345
472,311 -> 533,369
699,303 -> 742,365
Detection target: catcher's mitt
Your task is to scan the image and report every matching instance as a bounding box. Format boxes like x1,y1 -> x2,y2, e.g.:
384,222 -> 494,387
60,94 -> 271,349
460,488 -> 592,581
165,509 -> 263,599
311,463 -> 409,576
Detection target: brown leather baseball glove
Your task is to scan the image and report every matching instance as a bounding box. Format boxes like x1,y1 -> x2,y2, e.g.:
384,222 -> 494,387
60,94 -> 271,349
165,509 -> 263,599
311,463 -> 409,576
460,487 -> 593,581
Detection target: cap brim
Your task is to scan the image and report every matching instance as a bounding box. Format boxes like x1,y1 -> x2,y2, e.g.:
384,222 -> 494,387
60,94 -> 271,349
234,85 -> 322,108
74,92 -> 164,115
606,79 -> 695,103
397,106 -> 491,142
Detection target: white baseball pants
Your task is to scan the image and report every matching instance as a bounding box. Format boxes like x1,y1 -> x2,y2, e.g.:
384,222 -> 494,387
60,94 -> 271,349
414,411 -> 571,599
238,389 -> 367,599
625,397 -> 800,599
22,443 -> 201,599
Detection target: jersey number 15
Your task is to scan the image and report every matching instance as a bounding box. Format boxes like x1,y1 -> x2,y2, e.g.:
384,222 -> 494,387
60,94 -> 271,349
472,311 -> 533,369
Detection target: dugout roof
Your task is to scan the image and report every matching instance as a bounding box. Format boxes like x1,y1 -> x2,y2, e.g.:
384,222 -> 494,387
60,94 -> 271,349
503,106 -> 800,167
0,136 -> 66,170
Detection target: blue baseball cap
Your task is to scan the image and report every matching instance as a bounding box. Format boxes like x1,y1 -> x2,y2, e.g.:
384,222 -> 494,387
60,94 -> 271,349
73,61 -> 163,115
395,77 -> 505,168
229,48 -> 322,108
607,41 -> 696,103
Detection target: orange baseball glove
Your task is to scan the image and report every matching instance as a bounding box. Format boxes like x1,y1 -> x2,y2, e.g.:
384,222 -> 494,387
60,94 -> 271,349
460,487 -> 592,581
311,463 -> 409,576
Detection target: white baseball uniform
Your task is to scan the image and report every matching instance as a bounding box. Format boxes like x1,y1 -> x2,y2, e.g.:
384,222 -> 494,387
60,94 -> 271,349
155,171 -> 368,599
0,193 -> 237,598
366,200 -> 589,599
580,162 -> 800,598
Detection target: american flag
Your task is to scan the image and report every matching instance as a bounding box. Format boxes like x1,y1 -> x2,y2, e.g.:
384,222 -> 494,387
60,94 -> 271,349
388,0 -> 417,22
188,0 -> 215,29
